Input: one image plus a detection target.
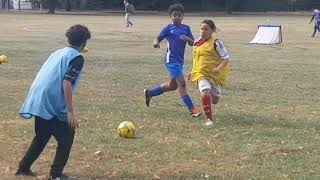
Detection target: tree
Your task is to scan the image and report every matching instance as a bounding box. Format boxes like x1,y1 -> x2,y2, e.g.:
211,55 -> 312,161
201,0 -> 210,10
225,0 -> 232,14
65,0 -> 71,11
79,0 -> 88,10
48,0 -> 57,14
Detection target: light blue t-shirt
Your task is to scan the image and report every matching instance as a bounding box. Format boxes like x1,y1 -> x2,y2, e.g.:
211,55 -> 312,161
20,47 -> 82,122
158,23 -> 194,65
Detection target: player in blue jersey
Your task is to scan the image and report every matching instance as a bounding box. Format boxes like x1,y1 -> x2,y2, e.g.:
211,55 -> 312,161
15,25 -> 91,180
144,3 -> 201,117
310,9 -> 320,37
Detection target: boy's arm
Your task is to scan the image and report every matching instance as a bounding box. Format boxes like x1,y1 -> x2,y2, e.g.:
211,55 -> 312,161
63,80 -> 78,128
154,26 -> 169,48
180,35 -> 194,46
153,37 -> 161,48
182,26 -> 195,46
63,55 -> 84,128
310,15 -> 315,24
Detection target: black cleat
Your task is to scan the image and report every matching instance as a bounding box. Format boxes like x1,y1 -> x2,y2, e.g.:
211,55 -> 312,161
15,169 -> 36,177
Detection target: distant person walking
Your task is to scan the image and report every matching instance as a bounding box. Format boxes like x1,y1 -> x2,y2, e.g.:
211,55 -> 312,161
124,0 -> 135,27
310,9 -> 320,37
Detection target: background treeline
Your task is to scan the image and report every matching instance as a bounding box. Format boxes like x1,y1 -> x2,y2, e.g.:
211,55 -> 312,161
1,0 -> 320,12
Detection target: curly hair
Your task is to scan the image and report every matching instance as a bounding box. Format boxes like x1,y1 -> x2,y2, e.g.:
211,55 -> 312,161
66,24 -> 91,47
168,3 -> 184,15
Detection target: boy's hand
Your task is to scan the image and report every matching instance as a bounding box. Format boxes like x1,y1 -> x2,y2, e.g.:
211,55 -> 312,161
153,43 -> 160,48
68,112 -> 78,129
180,35 -> 191,41
212,67 -> 220,76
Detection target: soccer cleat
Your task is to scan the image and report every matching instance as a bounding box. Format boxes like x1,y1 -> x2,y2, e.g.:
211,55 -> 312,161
144,89 -> 151,107
15,169 -> 36,177
204,119 -> 214,126
48,174 -> 77,180
190,108 -> 201,117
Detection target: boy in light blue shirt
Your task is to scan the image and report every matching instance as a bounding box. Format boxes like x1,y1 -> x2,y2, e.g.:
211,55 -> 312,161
16,24 -> 91,180
144,3 -> 200,117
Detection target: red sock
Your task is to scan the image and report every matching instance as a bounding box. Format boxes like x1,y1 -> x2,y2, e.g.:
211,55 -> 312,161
201,94 -> 212,120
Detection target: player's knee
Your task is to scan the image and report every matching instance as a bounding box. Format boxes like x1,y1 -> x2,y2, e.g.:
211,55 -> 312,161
178,81 -> 186,88
212,96 -> 219,104
171,84 -> 178,90
201,89 -> 211,96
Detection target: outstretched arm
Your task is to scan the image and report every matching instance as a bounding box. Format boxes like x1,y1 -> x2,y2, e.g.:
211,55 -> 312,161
310,15 -> 315,24
153,37 -> 161,48
180,35 -> 194,46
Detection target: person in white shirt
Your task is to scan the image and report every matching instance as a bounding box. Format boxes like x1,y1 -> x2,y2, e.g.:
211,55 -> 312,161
124,0 -> 134,27
310,9 -> 320,37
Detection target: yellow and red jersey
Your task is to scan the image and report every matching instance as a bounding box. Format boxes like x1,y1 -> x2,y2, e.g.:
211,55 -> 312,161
191,36 -> 228,85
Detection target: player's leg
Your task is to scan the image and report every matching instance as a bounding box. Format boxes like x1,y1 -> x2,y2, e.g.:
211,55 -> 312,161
128,14 -> 133,27
144,79 -> 177,107
144,63 -> 180,107
16,116 -> 52,176
199,80 -> 213,125
125,13 -> 129,27
176,75 -> 200,117
312,25 -> 317,37
49,118 -> 75,179
161,79 -> 178,92
210,84 -> 221,105
208,83 -> 222,125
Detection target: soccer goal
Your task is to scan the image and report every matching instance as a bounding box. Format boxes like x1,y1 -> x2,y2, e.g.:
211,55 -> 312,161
249,24 -> 282,44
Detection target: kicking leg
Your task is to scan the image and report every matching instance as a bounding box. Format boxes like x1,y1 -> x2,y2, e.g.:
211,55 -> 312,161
144,80 -> 177,107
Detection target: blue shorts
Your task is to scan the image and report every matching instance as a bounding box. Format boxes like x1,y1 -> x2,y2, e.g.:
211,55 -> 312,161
165,63 -> 184,80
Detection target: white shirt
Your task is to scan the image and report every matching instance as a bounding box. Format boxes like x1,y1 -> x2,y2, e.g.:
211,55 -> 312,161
314,9 -> 320,20
214,39 -> 230,60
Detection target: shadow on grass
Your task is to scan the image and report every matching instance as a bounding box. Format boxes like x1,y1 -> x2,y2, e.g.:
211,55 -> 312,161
218,112 -> 320,130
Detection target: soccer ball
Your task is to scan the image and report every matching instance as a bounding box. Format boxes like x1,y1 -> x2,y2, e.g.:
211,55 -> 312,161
0,55 -> 8,64
117,121 -> 135,138
82,47 -> 89,53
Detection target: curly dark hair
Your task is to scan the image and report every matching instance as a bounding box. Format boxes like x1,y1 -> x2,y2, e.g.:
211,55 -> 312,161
202,19 -> 217,32
66,24 -> 91,47
168,3 -> 184,15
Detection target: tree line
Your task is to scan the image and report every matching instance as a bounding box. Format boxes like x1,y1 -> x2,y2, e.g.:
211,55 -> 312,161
1,0 -> 319,14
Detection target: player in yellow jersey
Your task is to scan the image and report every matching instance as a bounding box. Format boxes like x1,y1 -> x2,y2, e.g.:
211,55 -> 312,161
188,20 -> 230,126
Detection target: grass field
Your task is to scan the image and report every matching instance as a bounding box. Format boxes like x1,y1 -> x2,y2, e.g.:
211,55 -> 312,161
0,13 -> 320,179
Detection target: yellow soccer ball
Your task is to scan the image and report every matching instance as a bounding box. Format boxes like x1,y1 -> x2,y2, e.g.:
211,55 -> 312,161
117,121 -> 135,138
0,55 -> 8,64
82,47 -> 89,53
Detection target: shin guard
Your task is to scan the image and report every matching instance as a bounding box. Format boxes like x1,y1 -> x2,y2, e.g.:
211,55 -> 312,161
201,94 -> 212,120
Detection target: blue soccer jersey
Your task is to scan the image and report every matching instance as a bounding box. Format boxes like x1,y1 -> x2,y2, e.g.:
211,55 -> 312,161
158,24 -> 194,65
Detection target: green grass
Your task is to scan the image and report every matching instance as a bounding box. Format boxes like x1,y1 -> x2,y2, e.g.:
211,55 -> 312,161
0,13 -> 319,179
